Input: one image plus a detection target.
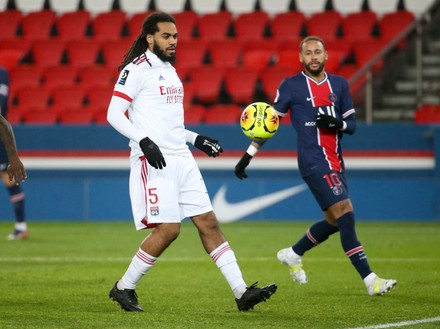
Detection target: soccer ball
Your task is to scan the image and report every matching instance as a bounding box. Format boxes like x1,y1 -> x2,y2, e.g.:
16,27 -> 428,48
240,102 -> 279,140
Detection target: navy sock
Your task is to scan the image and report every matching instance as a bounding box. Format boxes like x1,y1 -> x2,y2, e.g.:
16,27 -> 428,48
336,212 -> 371,279
7,185 -> 25,223
292,219 -> 339,256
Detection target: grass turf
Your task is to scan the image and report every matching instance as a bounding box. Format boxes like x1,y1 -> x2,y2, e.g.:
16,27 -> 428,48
0,220 -> 439,329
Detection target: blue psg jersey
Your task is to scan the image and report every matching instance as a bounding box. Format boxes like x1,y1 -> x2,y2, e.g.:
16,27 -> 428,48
274,71 -> 356,177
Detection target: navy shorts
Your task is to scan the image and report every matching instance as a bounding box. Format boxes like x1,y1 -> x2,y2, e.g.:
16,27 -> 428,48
303,170 -> 350,211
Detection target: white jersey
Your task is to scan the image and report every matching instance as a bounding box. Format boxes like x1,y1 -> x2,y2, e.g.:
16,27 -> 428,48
113,49 -> 190,158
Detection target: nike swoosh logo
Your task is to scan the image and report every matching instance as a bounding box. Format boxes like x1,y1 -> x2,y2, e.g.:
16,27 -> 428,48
212,184 -> 308,223
306,97 -> 315,101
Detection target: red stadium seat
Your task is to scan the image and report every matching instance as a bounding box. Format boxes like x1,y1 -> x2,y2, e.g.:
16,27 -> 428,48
0,10 -> 22,40
58,106 -> 95,124
275,48 -> 303,72
352,39 -> 387,68
233,11 -> 270,42
188,66 -> 224,104
204,104 -> 242,124
14,85 -> 51,109
325,48 -> 347,73
379,10 -> 415,42
93,107 -> 110,125
31,40 -> 66,67
260,66 -> 296,102
172,11 -> 198,41
91,10 -> 127,41
77,66 -> 115,89
242,40 -> 275,72
207,39 -> 242,69
55,10 -> 91,41
270,11 -> 305,43
224,67 -> 258,104
174,40 -> 208,73
85,85 -> 114,112
101,39 -> 133,69
127,12 -> 154,37
341,11 -> 377,43
66,40 -> 101,68
184,105 -> 206,125
305,10 -> 343,43
197,11 -> 233,42
414,105 -> 440,124
22,107 -> 58,124
42,66 -> 79,89
21,10 -> 57,40
50,86 -> 86,114
9,66 -> 43,91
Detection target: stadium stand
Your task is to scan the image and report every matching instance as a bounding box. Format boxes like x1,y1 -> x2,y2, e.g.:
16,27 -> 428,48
1,0 -> 438,125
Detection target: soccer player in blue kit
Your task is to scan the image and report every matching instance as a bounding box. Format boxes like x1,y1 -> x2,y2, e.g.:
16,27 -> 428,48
235,36 -> 397,296
0,66 -> 27,240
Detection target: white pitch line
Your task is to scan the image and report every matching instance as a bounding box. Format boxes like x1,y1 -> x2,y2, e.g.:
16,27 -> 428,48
0,257 -> 439,263
345,316 -> 440,329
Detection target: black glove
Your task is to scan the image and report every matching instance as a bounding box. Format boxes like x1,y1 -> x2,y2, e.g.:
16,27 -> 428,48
315,114 -> 344,129
139,137 -> 166,169
235,153 -> 253,180
194,135 -> 223,157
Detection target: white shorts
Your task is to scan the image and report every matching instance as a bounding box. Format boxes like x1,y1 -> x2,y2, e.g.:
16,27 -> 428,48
129,153 -> 213,230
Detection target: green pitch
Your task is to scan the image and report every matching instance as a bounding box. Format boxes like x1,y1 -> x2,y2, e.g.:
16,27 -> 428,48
0,221 -> 439,329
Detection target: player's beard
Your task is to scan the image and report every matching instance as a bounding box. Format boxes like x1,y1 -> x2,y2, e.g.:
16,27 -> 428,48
153,43 -> 176,63
304,61 -> 324,76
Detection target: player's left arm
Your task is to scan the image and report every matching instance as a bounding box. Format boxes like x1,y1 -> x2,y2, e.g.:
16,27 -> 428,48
185,129 -> 223,157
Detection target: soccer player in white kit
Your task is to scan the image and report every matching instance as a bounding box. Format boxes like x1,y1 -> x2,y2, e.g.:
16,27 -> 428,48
107,12 -> 276,312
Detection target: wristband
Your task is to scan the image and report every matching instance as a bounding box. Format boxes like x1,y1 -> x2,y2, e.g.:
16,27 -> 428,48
246,144 -> 258,156
341,121 -> 347,131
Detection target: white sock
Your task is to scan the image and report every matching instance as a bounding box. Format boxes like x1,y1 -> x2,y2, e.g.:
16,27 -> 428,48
15,222 -> 27,231
118,248 -> 157,290
210,241 -> 247,299
363,272 -> 377,287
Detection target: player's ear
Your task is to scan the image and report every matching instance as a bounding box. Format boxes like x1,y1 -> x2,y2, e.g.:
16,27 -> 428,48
299,53 -> 303,63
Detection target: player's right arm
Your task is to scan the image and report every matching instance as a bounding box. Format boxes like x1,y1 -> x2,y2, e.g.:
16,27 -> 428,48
107,93 -> 166,169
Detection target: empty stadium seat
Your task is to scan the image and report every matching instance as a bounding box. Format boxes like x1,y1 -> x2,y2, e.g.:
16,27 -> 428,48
21,10 -> 56,40
224,0 -> 257,15
0,10 -> 22,41
172,11 -> 198,41
184,105 -> 206,124
224,67 -> 258,104
91,11 -> 127,41
204,104 -> 241,124
93,107 -> 109,124
241,40 -> 275,72
190,0 -> 222,14
197,11 -> 233,41
78,66 -> 115,89
31,40 -> 66,67
127,12 -> 151,36
51,85 -> 86,111
378,10 -> 415,42
55,11 -> 91,41
42,65 -> 78,89
9,66 -> 43,90
208,39 -> 242,69
188,66 -> 224,104
102,39 -> 133,69
66,40 -> 101,68
275,48 -> 304,72
22,108 -> 58,124
260,66 -> 293,102
352,39 -> 387,69
414,104 -> 440,124
233,11 -> 269,42
0,49 -> 23,71
174,40 -> 208,72
270,11 -> 306,43
305,11 -> 343,43
58,106 -> 95,124
341,11 -> 377,43
85,85 -> 114,111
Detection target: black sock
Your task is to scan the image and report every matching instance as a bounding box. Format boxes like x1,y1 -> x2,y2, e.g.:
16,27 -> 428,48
292,219 -> 339,256
7,185 -> 25,223
337,212 -> 371,279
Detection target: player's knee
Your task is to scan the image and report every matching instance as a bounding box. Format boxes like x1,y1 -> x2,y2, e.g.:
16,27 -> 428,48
157,223 -> 181,241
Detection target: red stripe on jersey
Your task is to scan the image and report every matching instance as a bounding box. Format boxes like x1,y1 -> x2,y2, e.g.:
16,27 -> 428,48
134,54 -> 147,65
307,77 -> 342,172
113,90 -> 132,102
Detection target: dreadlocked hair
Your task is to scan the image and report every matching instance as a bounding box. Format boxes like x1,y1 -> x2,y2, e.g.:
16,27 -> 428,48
119,12 -> 176,71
